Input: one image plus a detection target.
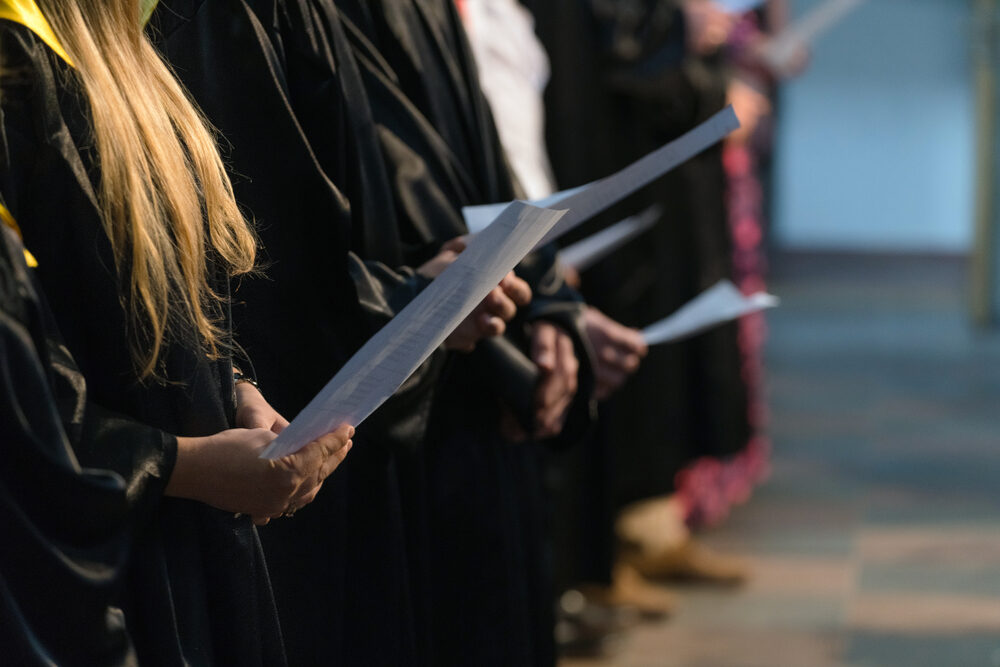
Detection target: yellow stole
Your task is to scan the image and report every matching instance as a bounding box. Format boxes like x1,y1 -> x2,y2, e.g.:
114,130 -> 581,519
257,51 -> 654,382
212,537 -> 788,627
0,0 -> 72,66
0,0 -> 62,266
0,1 -> 160,67
0,0 -> 162,266
0,204 -> 38,268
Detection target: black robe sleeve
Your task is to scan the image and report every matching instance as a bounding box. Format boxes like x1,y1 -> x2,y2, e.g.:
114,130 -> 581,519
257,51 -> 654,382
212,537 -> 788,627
0,224 -> 135,666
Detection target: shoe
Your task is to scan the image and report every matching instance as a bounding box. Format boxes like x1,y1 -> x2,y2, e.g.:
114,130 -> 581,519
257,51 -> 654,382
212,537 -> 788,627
578,563 -> 675,620
615,495 -> 690,557
555,588 -> 632,658
622,537 -> 749,587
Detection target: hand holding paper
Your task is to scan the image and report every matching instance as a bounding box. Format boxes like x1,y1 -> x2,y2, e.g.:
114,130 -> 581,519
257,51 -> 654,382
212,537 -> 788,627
642,280 -> 778,346
583,307 -> 648,401
262,202 -> 567,459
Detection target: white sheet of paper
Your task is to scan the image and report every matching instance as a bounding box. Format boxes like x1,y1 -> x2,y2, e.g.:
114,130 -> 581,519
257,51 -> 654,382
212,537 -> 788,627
760,0 -> 865,71
461,106 -> 739,246
463,184 -> 587,235
559,204 -> 661,271
716,0 -> 766,14
641,280 -> 778,346
262,201 -> 567,459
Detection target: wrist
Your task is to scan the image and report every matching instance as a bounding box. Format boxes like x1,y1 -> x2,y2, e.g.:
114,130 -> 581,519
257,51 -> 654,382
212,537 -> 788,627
165,434 -> 210,502
233,367 -> 261,395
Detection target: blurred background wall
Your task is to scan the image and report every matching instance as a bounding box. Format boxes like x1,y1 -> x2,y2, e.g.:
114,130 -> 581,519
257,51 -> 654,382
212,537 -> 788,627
774,0 -> 974,253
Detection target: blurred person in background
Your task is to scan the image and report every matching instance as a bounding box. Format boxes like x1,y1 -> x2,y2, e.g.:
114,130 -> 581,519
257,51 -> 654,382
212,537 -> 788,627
522,0 -> 807,655
528,1 -> 750,641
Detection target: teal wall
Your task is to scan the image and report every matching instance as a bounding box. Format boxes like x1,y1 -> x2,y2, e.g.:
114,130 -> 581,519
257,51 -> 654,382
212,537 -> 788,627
774,0 -> 975,252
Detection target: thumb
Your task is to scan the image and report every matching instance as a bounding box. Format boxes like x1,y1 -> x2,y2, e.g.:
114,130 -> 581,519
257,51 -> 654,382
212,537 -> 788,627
532,323 -> 557,371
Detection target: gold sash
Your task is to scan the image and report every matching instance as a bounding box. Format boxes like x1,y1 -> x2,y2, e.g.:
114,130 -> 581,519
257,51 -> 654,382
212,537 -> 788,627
0,0 -> 73,66
0,203 -> 38,268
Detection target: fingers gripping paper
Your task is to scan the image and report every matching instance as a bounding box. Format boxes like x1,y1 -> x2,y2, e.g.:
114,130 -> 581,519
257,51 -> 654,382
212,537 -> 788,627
642,280 -> 779,346
461,106 -> 740,246
262,202 -> 567,459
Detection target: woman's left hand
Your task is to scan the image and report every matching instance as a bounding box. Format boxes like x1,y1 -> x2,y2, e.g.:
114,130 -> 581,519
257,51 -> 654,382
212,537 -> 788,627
235,381 -> 289,434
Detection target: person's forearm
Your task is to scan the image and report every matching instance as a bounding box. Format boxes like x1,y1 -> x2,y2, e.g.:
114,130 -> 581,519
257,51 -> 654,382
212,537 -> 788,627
164,435 -> 212,502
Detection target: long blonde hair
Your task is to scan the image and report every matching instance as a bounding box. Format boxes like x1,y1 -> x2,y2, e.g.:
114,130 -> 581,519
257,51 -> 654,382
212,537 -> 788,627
36,0 -> 257,378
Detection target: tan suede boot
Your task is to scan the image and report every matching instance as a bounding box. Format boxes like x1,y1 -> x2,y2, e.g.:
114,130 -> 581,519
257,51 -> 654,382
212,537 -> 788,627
621,537 -> 749,587
578,562 -> 676,620
615,494 -> 749,587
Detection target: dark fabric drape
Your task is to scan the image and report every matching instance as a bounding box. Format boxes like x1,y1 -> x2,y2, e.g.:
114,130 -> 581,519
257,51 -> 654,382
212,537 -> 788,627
0,222 -> 135,667
288,1 -> 594,662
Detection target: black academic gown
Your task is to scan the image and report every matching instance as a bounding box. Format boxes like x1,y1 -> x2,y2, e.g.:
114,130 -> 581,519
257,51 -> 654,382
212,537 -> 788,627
530,0 -> 751,585
0,22 -> 285,667
0,224 -> 135,666
148,3 -> 448,665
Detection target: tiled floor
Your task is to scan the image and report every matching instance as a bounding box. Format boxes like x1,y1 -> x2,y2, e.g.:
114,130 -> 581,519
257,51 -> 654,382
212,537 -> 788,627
563,253 -> 1000,666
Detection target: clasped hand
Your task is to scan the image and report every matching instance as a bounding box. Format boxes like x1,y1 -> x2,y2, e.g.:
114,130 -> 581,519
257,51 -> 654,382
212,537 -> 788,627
531,321 -> 579,439
418,237 -> 533,352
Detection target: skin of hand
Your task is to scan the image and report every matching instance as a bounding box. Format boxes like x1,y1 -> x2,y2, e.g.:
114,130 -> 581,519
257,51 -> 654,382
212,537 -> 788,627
683,0 -> 738,55
418,236 -> 533,352
562,264 -> 582,290
166,424 -> 354,525
583,306 -> 648,401
235,381 -> 289,433
531,321 -> 579,439
416,236 -> 469,279
726,76 -> 772,144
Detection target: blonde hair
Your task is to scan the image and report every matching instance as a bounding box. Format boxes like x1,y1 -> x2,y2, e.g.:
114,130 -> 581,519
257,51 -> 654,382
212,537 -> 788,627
36,0 -> 257,378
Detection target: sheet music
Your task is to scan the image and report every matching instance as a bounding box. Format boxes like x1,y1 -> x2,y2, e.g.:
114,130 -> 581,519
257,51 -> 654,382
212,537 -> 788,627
559,205 -> 661,271
760,0 -> 865,72
261,201 -> 567,459
461,106 -> 740,246
642,280 -> 778,346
